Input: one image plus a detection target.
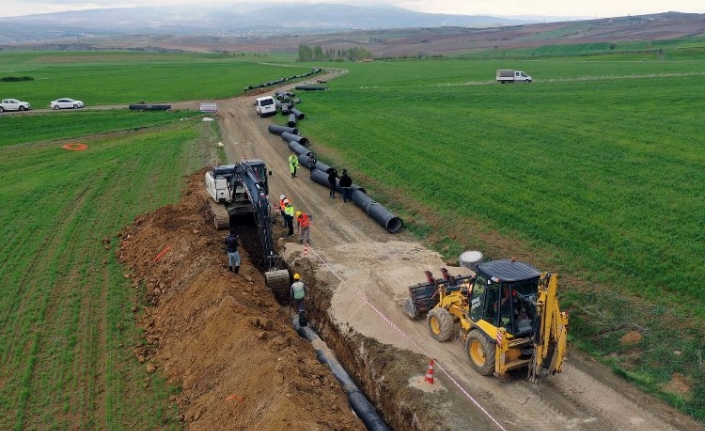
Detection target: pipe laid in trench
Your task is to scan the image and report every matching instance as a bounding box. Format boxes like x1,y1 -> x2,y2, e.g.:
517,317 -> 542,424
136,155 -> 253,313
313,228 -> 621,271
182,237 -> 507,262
281,132 -> 309,147
293,316 -> 391,431
268,124 -> 299,136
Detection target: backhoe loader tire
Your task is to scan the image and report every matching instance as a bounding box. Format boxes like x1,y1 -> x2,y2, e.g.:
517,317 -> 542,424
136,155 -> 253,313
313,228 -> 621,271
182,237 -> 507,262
465,330 -> 495,376
427,308 -> 454,342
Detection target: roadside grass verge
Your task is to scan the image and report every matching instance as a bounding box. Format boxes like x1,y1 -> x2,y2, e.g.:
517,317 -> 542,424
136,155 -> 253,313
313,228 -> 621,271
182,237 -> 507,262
288,58 -> 705,420
0,118 -> 217,430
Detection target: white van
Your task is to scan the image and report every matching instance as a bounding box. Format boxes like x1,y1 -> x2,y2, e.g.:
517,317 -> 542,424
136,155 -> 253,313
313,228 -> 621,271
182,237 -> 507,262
255,96 -> 276,117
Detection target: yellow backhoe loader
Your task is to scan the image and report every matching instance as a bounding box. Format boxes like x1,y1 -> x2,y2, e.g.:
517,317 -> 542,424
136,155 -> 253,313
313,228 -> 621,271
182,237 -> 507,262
405,259 -> 568,380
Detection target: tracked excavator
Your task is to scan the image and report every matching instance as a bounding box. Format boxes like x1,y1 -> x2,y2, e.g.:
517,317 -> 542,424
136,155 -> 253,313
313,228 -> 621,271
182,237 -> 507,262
205,160 -> 290,301
405,259 -> 568,381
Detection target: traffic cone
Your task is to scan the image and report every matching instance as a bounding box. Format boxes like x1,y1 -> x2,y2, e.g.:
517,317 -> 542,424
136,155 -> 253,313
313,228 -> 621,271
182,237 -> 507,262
303,243 -> 308,256
424,359 -> 435,384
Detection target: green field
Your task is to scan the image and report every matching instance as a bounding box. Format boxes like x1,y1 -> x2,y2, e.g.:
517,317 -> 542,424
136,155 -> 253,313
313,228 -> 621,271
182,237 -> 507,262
2,48 -> 705,427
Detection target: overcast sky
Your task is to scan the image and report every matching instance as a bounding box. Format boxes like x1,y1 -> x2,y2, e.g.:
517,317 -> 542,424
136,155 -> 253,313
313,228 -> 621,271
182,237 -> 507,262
1,0 -> 703,20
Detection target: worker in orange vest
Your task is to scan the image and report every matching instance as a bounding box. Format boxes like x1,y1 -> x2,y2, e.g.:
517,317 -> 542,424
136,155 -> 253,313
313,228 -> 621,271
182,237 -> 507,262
295,211 -> 311,245
279,195 -> 288,226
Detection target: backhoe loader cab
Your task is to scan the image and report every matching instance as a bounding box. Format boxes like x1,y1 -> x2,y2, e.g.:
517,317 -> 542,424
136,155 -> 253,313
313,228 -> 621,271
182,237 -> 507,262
470,260 -> 541,338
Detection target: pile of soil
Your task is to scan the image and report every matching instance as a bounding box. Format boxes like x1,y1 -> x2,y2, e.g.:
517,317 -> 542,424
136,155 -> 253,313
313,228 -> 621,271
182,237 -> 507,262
117,170 -> 365,431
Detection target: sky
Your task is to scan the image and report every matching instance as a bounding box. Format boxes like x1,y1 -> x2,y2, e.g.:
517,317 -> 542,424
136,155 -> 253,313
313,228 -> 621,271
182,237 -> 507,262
0,0 -> 704,20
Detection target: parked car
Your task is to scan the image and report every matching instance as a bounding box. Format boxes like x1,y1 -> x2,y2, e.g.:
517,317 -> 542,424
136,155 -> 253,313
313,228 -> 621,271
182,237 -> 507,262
50,98 -> 84,110
0,98 -> 31,112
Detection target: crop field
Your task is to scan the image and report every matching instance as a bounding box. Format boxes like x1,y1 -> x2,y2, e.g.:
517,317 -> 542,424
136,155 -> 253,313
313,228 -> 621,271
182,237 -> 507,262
0,51 -> 307,107
291,55 -> 705,417
2,48 -> 705,427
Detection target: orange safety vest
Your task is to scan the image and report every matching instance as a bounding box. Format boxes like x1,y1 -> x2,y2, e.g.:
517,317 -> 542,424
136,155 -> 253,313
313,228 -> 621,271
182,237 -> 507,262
297,213 -> 311,228
279,198 -> 286,211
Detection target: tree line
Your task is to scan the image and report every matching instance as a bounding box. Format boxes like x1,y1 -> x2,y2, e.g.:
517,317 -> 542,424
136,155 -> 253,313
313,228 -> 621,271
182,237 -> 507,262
297,44 -> 372,62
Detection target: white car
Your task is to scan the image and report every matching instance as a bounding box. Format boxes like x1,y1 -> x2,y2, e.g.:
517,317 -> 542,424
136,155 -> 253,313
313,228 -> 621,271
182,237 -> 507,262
50,98 -> 84,110
0,98 -> 31,112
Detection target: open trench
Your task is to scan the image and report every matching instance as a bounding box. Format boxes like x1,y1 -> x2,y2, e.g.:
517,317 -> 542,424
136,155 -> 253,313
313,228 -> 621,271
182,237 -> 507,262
237,217 -> 482,431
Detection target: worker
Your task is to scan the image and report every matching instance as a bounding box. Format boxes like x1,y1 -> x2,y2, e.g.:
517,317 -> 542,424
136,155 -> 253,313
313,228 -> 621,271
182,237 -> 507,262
339,169 -> 352,202
306,151 -> 317,179
284,199 -> 295,236
295,210 -> 311,245
224,231 -> 240,274
325,167 -> 338,198
279,194 -> 287,226
290,273 -> 308,312
288,151 -> 299,179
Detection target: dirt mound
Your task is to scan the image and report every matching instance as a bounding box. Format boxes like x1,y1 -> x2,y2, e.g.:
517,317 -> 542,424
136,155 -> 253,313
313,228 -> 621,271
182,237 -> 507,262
117,169 -> 365,431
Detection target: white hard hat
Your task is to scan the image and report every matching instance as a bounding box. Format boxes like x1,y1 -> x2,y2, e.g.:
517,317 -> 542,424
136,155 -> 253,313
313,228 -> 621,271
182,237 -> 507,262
280,194 -> 285,200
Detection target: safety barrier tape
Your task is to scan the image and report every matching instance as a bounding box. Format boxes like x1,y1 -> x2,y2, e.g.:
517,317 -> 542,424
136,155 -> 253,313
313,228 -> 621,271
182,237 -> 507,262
307,245 -> 508,431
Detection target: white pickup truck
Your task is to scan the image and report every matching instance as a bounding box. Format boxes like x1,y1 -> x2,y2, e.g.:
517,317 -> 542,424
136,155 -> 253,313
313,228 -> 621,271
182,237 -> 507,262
0,98 -> 31,112
496,70 -> 532,84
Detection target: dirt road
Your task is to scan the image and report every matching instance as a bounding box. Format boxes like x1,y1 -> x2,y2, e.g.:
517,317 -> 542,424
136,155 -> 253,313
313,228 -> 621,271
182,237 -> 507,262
174,74 -> 704,431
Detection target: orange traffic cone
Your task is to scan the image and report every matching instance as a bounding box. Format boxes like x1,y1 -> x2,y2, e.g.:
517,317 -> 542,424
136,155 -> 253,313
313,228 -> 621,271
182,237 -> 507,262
303,243 -> 308,256
424,359 -> 435,384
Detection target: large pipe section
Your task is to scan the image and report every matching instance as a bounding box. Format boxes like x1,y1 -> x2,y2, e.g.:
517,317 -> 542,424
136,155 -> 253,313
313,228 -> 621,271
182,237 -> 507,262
267,124 -> 299,136
295,84 -> 328,91
350,190 -> 403,234
287,114 -> 297,127
290,108 -> 305,120
293,316 -> 391,431
281,132 -> 309,147
287,140 -> 309,156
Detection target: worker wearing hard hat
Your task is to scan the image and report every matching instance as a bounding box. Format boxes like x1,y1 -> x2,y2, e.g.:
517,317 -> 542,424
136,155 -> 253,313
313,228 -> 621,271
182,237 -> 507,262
290,273 -> 308,313
295,211 -> 311,245
283,199 -> 295,236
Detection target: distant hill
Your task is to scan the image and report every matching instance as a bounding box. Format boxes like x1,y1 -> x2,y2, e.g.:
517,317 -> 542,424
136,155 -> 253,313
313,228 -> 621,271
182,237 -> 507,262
0,3 -> 543,44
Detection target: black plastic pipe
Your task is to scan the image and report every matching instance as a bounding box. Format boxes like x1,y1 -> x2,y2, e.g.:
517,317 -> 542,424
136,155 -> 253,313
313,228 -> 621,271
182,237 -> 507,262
128,104 -> 171,111
281,103 -> 291,115
350,190 -> 404,233
281,132 -> 309,146
290,108 -> 305,120
287,114 -> 297,127
287,140 -> 309,156
267,125 -> 299,136
295,84 -> 328,91
293,316 -> 391,431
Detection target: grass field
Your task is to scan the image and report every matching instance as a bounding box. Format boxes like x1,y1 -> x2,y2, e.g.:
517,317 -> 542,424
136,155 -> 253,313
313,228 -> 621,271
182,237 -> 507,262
2,48 -> 705,425
291,55 -> 705,418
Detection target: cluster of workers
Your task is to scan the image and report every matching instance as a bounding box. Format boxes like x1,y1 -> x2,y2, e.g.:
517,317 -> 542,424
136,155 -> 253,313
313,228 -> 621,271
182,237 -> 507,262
223,151 -> 356,319
287,151 -> 354,202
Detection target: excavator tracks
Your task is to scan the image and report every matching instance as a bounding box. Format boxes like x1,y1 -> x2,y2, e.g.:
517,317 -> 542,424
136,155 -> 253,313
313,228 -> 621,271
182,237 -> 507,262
207,199 -> 230,230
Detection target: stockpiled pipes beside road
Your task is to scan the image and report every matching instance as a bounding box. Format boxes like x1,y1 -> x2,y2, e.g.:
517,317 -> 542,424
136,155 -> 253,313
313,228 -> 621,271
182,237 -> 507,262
281,132 -> 309,147
268,124 -> 299,136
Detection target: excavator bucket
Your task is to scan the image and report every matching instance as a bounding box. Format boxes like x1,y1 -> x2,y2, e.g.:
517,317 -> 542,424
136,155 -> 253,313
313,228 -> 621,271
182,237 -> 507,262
265,269 -> 290,304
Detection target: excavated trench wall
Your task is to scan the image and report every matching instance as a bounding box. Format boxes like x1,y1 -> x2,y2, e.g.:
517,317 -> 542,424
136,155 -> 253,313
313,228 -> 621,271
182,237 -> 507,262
285,258 -> 463,431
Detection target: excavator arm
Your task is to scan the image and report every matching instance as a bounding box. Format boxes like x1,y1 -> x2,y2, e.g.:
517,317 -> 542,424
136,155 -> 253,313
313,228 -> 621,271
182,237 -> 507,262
529,273 -> 569,381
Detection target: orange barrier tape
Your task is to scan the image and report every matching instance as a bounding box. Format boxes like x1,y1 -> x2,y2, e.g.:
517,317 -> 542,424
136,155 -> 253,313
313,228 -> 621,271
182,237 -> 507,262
153,246 -> 171,262
62,143 -> 88,151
